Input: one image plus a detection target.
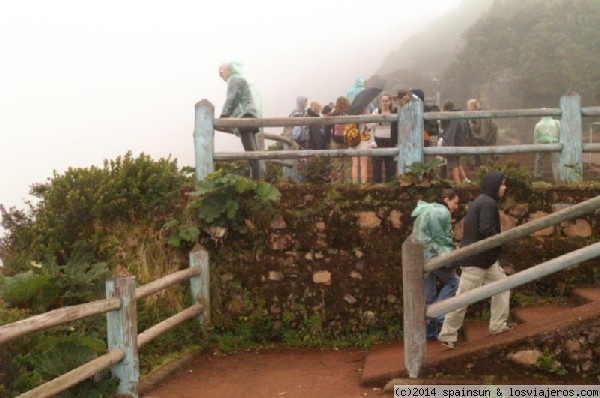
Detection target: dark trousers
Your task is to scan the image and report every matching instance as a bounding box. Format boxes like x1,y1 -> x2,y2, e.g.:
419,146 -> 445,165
239,130 -> 260,181
372,138 -> 396,183
239,115 -> 261,181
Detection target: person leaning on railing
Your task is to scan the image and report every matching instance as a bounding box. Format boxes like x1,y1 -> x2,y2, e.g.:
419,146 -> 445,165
217,61 -> 262,180
330,96 -> 351,183
371,92 -> 398,183
533,115 -> 560,182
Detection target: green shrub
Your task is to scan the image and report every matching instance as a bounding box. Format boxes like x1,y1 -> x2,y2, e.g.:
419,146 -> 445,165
0,152 -> 191,273
187,170 -> 281,234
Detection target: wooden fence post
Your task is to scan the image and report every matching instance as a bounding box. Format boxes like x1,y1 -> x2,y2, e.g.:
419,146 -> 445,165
559,92 -> 582,183
402,235 -> 426,379
190,244 -> 211,333
194,99 -> 215,182
397,98 -> 424,175
106,276 -> 139,397
281,129 -> 299,182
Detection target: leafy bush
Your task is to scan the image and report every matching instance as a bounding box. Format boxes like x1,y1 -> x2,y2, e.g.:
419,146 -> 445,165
1,241 -> 110,312
187,170 -> 281,234
0,152 -> 191,273
480,159 -> 532,190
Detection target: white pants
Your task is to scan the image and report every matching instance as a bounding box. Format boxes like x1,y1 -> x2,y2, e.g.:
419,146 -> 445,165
438,262 -> 510,342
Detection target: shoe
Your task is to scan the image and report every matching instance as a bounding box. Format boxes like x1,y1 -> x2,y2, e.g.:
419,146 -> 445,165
463,178 -> 472,184
442,341 -> 459,349
491,322 -> 517,335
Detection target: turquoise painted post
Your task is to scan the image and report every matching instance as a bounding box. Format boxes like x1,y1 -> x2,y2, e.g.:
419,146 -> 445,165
397,98 -> 424,175
106,277 -> 139,397
194,99 -> 215,182
281,130 -> 299,182
559,93 -> 583,183
190,244 -> 211,333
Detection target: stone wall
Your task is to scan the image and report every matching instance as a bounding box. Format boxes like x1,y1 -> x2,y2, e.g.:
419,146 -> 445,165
205,184 -> 600,339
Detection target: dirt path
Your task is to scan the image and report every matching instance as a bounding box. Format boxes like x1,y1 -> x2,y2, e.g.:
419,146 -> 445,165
143,347 -> 387,398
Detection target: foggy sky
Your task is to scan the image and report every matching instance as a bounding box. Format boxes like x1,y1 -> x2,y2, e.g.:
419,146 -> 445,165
0,0 -> 462,222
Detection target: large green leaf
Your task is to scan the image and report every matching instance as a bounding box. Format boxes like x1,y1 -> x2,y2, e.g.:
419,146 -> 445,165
2,272 -> 53,308
255,182 -> 282,202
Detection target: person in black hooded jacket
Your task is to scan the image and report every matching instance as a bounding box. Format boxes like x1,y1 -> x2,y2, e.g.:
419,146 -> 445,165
438,171 -> 514,348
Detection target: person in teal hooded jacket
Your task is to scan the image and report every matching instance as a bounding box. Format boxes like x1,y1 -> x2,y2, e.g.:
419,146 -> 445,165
218,61 -> 262,180
411,189 -> 460,341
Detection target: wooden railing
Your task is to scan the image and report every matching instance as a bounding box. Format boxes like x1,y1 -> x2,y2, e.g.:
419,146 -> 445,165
193,93 -> 600,183
0,244 -> 211,398
192,93 -> 600,379
402,196 -> 600,378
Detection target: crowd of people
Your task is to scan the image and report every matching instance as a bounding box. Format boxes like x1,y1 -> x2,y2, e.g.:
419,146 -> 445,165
216,61 -> 560,184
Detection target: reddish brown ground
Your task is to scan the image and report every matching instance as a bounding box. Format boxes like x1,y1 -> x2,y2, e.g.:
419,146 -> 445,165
143,288 -> 600,397
143,347 -> 386,398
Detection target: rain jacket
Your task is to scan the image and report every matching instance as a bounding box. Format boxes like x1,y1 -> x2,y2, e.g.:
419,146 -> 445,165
220,62 -> 259,136
441,109 -> 472,147
534,117 -> 560,144
411,200 -> 455,262
458,171 -> 505,269
347,78 -> 365,102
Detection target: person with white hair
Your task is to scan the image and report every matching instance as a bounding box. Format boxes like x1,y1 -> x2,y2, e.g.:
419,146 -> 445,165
217,61 -> 262,180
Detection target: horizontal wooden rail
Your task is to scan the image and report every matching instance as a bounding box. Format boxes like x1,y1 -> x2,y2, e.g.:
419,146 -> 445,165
0,298 -> 121,344
262,133 -> 296,147
212,143 -> 565,161
424,194 -> 600,273
211,107 -> 592,129
16,349 -> 125,398
427,241 -> 600,319
425,108 -> 561,120
582,106 -> 600,117
136,266 -> 202,300
138,303 -> 204,348
425,143 -> 562,155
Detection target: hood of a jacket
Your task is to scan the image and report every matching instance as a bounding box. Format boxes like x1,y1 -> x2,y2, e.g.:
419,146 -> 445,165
411,200 -> 445,218
295,96 -> 307,110
480,171 -> 505,201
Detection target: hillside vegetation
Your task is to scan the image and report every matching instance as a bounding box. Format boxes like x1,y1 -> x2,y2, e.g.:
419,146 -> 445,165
373,0 -> 600,109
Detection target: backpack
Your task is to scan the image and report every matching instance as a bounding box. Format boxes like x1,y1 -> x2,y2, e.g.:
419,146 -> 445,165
286,109 -> 309,148
343,123 -> 361,147
332,123 -> 346,144
472,119 -> 498,146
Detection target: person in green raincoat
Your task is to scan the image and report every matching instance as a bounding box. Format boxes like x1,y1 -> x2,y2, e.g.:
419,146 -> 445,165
533,115 -> 560,181
411,189 -> 460,341
218,61 -> 262,180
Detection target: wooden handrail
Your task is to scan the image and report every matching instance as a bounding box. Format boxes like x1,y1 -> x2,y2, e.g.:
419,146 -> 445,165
0,298 -> 121,344
424,194 -> 600,273
136,266 -> 201,300
138,303 -> 204,348
16,349 -> 125,398
427,241 -> 600,319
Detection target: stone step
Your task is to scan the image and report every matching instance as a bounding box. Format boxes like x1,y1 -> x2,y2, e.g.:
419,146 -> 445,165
360,287 -> 600,387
